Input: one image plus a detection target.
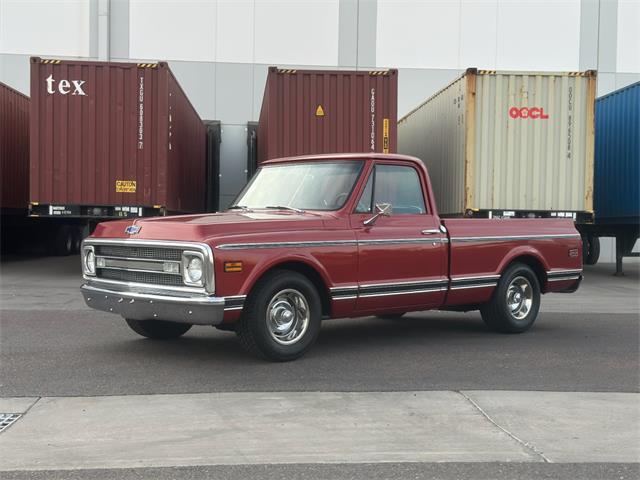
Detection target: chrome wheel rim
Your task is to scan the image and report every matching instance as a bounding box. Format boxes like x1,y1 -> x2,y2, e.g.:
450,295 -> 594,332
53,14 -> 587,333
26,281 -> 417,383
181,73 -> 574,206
266,288 -> 310,345
506,276 -> 533,320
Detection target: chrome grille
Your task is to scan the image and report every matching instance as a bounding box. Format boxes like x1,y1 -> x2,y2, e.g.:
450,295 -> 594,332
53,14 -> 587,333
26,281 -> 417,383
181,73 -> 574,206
96,245 -> 182,261
99,269 -> 184,287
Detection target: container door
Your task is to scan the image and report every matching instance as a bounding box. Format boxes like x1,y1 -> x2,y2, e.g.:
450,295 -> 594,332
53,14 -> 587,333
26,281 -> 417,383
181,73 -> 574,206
204,120 -> 221,212
350,163 -> 448,313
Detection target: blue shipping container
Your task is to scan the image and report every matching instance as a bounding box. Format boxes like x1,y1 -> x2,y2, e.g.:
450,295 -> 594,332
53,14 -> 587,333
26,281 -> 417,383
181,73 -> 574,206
594,82 -> 640,223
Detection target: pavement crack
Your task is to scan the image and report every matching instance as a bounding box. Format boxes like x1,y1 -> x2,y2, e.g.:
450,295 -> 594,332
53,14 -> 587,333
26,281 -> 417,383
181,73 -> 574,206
23,397 -> 42,415
457,391 -> 551,463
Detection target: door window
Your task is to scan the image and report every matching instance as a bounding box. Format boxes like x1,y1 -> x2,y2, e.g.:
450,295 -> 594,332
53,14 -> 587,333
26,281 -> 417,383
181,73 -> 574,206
354,165 -> 427,214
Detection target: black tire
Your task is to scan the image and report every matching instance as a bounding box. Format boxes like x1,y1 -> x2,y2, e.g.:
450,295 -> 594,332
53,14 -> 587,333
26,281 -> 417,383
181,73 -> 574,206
125,319 -> 192,339
237,270 -> 322,361
376,313 -> 406,320
584,235 -> 600,265
53,226 -> 74,256
71,227 -> 83,255
480,263 -> 541,334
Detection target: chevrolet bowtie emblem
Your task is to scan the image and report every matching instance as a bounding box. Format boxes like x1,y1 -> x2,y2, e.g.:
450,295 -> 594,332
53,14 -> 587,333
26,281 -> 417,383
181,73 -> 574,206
125,225 -> 141,235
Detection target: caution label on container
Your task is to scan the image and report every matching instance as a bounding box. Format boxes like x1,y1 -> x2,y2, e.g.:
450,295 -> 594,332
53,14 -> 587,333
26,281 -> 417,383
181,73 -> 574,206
383,118 -> 390,153
315,105 -> 325,117
116,180 -> 137,193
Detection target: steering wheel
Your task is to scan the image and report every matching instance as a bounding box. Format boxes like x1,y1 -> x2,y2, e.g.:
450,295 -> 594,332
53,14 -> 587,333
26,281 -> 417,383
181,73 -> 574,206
333,192 -> 349,208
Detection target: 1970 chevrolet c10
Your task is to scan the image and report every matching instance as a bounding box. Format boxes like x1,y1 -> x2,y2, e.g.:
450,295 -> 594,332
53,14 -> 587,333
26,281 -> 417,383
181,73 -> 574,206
81,153 -> 582,361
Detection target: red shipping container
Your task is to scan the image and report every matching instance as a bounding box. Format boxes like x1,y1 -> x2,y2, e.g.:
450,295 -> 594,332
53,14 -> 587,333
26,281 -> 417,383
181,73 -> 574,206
0,82 -> 30,211
29,57 -> 206,217
258,67 -> 398,163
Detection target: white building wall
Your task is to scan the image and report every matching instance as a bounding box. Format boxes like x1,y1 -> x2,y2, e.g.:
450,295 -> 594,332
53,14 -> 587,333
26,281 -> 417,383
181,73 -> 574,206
0,0 -> 91,58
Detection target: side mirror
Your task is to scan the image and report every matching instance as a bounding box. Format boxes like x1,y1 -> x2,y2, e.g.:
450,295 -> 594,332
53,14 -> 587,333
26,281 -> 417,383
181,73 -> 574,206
363,203 -> 392,226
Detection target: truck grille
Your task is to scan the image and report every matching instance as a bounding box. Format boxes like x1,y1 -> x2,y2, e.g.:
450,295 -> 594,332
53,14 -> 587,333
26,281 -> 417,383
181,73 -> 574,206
99,269 -> 184,287
94,243 -> 186,288
96,245 -> 182,261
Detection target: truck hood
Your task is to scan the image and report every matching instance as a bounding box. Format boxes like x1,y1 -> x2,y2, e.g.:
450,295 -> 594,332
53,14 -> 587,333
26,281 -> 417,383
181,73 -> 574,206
92,211 -> 329,243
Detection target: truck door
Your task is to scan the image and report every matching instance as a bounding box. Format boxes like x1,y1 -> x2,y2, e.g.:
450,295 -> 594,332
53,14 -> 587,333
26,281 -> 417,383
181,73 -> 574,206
350,163 -> 448,314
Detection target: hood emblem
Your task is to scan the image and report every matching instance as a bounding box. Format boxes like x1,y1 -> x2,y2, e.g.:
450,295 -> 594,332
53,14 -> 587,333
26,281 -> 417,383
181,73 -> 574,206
125,225 -> 141,235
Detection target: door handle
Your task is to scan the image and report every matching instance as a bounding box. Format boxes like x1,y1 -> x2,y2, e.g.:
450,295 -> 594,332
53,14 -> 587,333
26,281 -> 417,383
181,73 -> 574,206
421,229 -> 439,235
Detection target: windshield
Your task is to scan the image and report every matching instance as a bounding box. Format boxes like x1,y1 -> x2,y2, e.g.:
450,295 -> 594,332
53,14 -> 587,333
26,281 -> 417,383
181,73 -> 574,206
232,161 -> 364,211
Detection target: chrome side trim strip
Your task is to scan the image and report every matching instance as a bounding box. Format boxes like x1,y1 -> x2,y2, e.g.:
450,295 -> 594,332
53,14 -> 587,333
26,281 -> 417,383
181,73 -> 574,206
359,278 -> 448,289
358,287 -> 448,298
332,295 -> 358,300
224,295 -> 247,311
450,274 -> 501,282
449,283 -> 498,290
217,240 -> 357,250
548,276 -> 580,282
546,269 -> 583,275
358,238 -> 447,246
450,234 -> 581,243
217,238 -> 449,250
329,285 -> 359,292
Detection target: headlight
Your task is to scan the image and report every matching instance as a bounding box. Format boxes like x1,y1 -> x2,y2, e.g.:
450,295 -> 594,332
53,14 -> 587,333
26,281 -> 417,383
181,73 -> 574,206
187,257 -> 203,282
182,252 -> 205,286
83,247 -> 96,275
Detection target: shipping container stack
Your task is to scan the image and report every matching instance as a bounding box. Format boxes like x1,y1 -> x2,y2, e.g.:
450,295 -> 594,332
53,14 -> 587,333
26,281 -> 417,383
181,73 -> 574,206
580,81 -> 640,273
0,82 -> 30,252
25,57 -> 213,255
257,67 -> 398,164
398,68 -> 597,221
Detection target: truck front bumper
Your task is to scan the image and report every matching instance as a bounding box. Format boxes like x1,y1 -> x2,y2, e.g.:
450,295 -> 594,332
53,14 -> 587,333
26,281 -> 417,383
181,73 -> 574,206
81,283 -> 225,325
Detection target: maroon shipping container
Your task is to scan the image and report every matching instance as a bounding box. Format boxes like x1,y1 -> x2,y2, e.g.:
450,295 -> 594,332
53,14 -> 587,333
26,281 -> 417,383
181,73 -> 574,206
258,67 -> 398,164
29,57 -> 206,218
0,82 -> 30,211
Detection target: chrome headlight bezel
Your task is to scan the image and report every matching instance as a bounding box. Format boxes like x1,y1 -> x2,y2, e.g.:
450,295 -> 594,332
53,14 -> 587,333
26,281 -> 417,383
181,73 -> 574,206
182,250 -> 205,287
82,245 -> 96,276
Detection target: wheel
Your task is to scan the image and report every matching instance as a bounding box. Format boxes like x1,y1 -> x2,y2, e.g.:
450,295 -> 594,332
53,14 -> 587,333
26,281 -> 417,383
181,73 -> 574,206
125,319 -> 192,339
71,227 -> 83,254
52,226 -> 74,256
480,263 -> 541,333
237,270 -> 321,361
376,312 -> 406,320
584,235 -> 600,265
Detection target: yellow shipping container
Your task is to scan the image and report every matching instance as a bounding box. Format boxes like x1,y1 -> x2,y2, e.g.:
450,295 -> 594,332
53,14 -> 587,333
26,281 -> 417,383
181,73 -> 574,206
398,68 -> 596,219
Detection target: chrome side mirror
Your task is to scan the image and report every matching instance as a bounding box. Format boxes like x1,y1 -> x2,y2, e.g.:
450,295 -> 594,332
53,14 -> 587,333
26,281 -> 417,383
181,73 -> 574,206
363,203 -> 392,226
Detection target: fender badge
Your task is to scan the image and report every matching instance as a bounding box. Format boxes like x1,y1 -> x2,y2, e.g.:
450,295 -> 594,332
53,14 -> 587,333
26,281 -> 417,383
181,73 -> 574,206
125,225 -> 141,235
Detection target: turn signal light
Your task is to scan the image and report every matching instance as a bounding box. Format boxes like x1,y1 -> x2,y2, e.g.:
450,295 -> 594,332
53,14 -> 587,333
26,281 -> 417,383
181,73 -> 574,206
224,262 -> 243,273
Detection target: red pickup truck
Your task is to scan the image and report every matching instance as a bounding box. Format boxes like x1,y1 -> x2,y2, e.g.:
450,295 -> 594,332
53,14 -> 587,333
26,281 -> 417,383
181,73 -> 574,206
81,153 -> 582,361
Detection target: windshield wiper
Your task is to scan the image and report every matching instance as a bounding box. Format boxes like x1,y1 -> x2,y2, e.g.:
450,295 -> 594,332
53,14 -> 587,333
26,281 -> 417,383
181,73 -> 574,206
227,205 -> 250,211
265,205 -> 306,214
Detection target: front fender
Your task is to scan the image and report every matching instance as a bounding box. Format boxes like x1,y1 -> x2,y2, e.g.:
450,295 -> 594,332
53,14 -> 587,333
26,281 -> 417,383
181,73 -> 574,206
238,252 -> 335,297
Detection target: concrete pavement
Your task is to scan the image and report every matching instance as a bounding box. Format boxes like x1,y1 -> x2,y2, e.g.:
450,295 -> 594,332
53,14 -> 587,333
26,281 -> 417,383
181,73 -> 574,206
1,391 -> 638,471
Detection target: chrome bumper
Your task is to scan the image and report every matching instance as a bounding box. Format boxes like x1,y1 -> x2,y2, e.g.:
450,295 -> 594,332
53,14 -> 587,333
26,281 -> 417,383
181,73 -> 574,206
81,283 -> 225,325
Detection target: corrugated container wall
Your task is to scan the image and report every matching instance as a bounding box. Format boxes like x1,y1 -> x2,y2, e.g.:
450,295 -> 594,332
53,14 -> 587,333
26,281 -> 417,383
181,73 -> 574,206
594,82 -> 639,223
29,58 -> 206,214
398,69 -> 596,217
258,67 -> 398,163
0,82 -> 29,211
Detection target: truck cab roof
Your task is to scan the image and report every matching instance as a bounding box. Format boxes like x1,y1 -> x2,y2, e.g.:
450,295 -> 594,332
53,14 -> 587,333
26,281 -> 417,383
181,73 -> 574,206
261,152 -> 422,166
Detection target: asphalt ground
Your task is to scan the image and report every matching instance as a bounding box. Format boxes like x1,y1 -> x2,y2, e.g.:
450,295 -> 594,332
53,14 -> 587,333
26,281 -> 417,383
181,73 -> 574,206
1,257 -> 638,396
0,309 -> 637,396
1,463 -> 638,480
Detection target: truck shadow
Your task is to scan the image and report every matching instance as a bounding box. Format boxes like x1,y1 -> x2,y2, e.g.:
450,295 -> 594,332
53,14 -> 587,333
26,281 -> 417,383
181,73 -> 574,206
113,313 -> 505,363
